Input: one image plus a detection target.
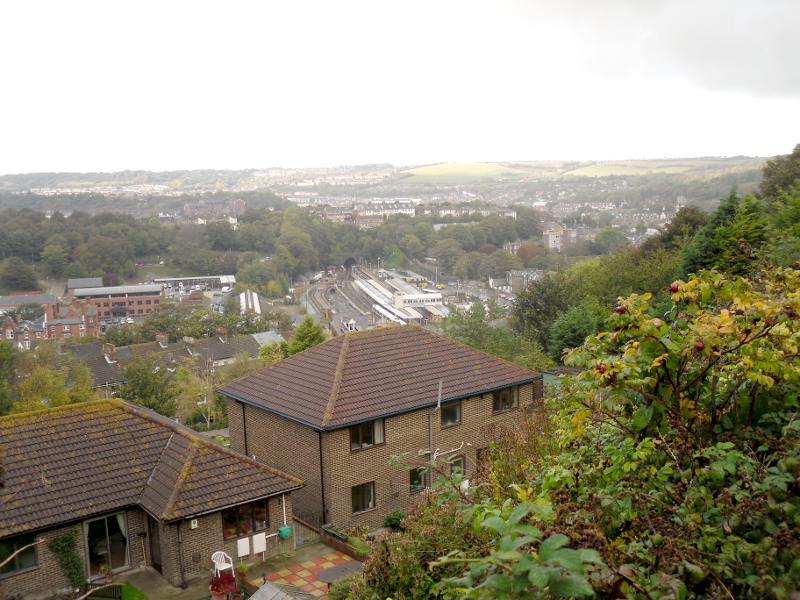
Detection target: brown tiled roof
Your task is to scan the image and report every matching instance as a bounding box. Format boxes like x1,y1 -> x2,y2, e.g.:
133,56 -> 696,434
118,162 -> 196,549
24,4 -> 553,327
218,325 -> 538,430
0,400 -> 302,537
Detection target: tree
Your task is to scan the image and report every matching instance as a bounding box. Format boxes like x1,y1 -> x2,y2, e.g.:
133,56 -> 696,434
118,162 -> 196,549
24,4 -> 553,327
547,300 -> 604,361
680,192 -> 741,276
400,234 -> 424,260
259,341 -> 288,366
591,226 -> 629,254
478,250 -> 522,279
443,302 -> 553,372
0,341 -> 15,415
40,243 -> 70,276
680,193 -> 767,277
13,366 -> 72,412
516,241 -> 546,267
0,257 -> 38,291
638,206 -> 708,255
430,239 -> 464,273
286,317 -> 327,356
759,143 -> 800,199
119,356 -> 177,417
512,272 -> 573,348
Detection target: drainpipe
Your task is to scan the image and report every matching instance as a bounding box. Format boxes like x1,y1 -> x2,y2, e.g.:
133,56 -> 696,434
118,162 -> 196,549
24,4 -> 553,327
281,494 -> 287,526
317,430 -> 328,524
176,521 -> 186,589
241,402 -> 249,456
428,381 -> 442,488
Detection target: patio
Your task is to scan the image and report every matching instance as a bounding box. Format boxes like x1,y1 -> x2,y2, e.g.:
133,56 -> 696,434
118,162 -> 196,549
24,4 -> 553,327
262,550 -> 357,597
119,542 -> 360,600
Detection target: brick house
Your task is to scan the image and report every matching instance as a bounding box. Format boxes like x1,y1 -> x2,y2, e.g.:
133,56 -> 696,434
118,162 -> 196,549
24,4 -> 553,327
1,315 -> 46,351
218,326 -> 542,530
0,400 -> 302,599
46,300 -> 101,341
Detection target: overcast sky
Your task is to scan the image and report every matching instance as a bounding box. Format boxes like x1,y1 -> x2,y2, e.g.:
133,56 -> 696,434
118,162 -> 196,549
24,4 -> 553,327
1,0 -> 798,174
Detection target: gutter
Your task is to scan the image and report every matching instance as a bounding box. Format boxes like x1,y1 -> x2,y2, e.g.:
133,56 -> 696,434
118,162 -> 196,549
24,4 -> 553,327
163,484 -> 304,523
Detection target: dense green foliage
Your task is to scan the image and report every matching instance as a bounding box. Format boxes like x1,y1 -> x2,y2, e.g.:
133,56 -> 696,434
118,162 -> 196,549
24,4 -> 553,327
1,342 -> 99,415
759,143 -> 800,199
442,302 -> 553,372
103,303 -> 292,346
338,267 -> 800,599
119,356 -> 178,417
0,256 -> 39,292
286,316 -> 327,356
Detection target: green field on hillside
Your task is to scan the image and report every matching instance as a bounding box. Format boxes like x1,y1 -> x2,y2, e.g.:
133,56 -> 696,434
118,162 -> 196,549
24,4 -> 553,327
396,157 -> 764,184
399,162 -> 525,183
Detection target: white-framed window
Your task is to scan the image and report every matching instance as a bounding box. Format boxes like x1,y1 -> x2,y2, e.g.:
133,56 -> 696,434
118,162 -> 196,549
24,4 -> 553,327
349,418 -> 385,451
351,482 -> 375,513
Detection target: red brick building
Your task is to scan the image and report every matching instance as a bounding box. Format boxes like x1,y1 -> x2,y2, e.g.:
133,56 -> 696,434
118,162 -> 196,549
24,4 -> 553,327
46,299 -> 101,340
71,284 -> 163,321
219,326 -> 543,529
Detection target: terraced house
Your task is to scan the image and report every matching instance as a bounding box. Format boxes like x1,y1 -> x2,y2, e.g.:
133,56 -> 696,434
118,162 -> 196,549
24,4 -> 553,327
0,401 -> 302,599
218,326 -> 543,530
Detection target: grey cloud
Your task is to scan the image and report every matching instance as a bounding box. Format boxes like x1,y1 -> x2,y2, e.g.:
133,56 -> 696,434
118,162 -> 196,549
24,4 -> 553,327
515,0 -> 800,97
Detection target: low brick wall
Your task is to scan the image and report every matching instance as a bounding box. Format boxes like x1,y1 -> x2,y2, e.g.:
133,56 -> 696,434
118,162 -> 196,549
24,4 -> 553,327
319,527 -> 358,560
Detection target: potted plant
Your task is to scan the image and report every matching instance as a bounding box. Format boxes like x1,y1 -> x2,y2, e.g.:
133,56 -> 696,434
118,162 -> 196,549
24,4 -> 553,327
210,574 -> 226,600
98,563 -> 113,584
220,570 -> 237,592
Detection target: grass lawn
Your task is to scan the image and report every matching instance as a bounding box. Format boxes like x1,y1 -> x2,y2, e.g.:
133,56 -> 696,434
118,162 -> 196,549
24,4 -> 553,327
122,582 -> 149,600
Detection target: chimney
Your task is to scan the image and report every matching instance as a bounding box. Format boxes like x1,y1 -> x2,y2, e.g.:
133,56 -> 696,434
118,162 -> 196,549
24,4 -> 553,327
102,342 -> 116,358
216,325 -> 227,343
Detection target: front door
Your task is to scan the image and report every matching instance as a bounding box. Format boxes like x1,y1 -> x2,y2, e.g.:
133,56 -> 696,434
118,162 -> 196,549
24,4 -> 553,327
147,514 -> 162,573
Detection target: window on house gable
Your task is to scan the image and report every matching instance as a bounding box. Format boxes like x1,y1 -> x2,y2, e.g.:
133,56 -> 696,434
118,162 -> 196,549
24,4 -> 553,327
492,386 -> 518,413
222,499 -> 269,539
349,418 -> 385,451
351,482 -> 375,513
440,401 -> 461,428
0,533 -> 38,576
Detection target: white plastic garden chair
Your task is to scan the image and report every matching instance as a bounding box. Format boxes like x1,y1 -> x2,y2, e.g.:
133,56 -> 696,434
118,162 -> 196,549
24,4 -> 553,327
211,551 -> 235,577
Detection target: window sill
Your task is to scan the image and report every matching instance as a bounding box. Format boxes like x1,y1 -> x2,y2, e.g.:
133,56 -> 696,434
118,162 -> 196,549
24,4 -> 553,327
351,507 -> 377,516
0,565 -> 38,580
441,421 -> 461,429
349,442 -> 385,454
491,406 -> 520,415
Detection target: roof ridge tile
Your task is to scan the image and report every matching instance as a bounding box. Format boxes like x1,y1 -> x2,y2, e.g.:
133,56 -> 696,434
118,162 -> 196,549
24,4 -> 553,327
322,335 -> 350,426
161,439 -> 198,520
